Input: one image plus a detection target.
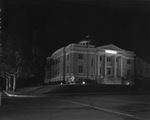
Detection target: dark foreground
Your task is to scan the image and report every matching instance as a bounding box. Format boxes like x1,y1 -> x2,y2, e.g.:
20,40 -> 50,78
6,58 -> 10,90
0,93 -> 150,120
25,84 -> 146,94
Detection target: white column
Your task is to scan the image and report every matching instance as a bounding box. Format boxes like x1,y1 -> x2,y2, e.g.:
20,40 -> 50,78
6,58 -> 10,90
98,54 -> 100,75
6,78 -> 8,90
120,56 -> 123,77
114,55 -> 116,78
104,54 -> 107,78
95,54 -> 97,80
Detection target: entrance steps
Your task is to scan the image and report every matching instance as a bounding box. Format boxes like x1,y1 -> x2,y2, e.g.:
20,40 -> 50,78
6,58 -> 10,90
102,77 -> 122,84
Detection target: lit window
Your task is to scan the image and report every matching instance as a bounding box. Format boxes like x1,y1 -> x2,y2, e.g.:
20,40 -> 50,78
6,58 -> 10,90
79,54 -> 83,60
79,66 -> 83,73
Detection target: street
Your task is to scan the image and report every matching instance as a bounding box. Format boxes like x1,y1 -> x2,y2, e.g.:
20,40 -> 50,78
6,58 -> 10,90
0,93 -> 150,120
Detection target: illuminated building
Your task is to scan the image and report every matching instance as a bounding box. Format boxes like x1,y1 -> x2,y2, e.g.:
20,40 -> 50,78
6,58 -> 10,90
45,36 -> 135,84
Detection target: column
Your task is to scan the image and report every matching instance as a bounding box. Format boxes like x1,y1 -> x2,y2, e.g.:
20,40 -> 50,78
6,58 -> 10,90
120,56 -> 123,77
114,55 -> 116,78
98,54 -> 100,75
104,54 -> 107,78
95,54 -> 99,83
63,48 -> 66,81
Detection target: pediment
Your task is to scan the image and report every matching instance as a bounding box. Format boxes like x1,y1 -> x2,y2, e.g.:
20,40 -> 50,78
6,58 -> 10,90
96,44 -> 124,52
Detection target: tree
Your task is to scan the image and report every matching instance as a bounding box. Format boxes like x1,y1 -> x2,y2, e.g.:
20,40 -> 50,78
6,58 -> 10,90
0,47 -> 35,91
0,31 -> 46,90
0,49 -> 20,91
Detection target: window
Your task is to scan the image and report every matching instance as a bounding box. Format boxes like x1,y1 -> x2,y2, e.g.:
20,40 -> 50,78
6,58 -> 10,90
100,56 -> 102,61
55,60 -> 57,64
55,68 -> 57,75
140,69 -> 143,74
135,69 -> 137,75
91,59 -> 94,67
52,70 -> 54,76
67,66 -> 69,73
127,60 -> 130,64
79,54 -> 83,60
55,69 -> 57,76
138,60 -> 140,65
57,68 -> 59,75
107,68 -> 111,75
107,56 -> 111,62
100,67 -> 102,74
57,58 -> 60,63
127,69 -> 131,76
146,68 -> 149,73
116,57 -> 119,63
67,54 -> 69,60
78,78 -> 83,83
79,66 -> 83,73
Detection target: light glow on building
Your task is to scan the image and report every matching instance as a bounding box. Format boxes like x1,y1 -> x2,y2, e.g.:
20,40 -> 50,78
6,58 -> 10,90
105,50 -> 117,54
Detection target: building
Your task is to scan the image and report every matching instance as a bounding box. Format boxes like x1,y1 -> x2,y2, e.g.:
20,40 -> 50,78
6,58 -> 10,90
135,56 -> 150,78
45,36 -> 136,84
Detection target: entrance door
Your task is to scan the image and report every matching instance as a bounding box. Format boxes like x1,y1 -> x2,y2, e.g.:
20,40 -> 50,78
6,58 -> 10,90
107,68 -> 111,77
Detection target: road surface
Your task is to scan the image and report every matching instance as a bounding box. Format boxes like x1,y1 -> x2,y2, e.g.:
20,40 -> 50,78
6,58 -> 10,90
0,93 -> 150,120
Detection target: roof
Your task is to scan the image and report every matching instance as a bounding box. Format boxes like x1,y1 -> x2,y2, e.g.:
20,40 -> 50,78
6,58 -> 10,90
96,44 -> 125,52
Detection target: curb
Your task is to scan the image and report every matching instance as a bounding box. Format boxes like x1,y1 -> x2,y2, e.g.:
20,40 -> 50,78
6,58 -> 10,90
3,90 -> 45,98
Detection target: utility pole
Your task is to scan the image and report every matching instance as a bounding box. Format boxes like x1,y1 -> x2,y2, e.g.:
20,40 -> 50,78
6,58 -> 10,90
0,0 -> 3,91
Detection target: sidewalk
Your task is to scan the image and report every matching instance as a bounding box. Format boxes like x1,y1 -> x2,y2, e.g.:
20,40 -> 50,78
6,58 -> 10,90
2,86 -> 45,97
17,86 -> 43,93
3,90 -> 47,98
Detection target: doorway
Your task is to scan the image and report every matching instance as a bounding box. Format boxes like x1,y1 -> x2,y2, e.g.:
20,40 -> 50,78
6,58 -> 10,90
107,68 -> 111,77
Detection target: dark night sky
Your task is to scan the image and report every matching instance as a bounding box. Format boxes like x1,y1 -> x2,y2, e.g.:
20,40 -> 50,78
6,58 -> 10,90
3,0 -> 150,62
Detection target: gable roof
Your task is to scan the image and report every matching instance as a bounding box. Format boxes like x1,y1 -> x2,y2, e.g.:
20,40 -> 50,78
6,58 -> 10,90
96,44 -> 125,52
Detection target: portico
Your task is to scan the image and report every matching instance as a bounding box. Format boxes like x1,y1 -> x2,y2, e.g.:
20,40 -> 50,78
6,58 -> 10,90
96,44 -> 133,80
98,54 -> 123,78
